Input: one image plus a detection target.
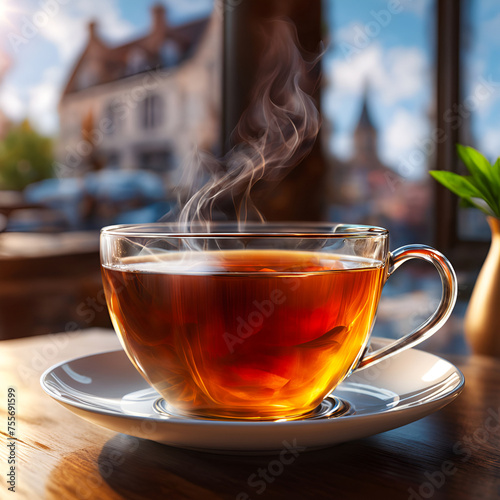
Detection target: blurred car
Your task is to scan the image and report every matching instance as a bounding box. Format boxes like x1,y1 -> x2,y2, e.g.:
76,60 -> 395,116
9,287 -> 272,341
21,169 -> 169,231
83,169 -> 165,202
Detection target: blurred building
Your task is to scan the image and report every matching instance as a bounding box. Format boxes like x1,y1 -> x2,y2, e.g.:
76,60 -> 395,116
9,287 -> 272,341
331,93 -> 401,215
57,4 -> 221,193
330,95 -> 398,208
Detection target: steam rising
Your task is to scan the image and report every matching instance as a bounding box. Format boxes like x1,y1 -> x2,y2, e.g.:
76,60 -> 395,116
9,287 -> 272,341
174,19 -> 321,230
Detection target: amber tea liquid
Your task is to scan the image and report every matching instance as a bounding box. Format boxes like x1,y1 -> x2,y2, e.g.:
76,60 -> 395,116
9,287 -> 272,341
102,250 -> 385,420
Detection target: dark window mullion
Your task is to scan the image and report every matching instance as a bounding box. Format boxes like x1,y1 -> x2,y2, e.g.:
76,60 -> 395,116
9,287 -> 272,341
435,0 -> 461,253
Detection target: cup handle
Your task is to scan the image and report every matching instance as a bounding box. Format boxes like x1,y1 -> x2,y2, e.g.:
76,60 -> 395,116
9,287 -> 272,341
355,244 -> 458,371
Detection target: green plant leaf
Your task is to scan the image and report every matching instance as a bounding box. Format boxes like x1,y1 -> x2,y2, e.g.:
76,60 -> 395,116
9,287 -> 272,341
457,145 -> 491,175
459,198 -> 476,209
430,170 -> 499,217
493,157 -> 500,191
461,197 -> 496,217
466,174 -> 499,209
470,197 -> 497,217
456,145 -> 499,213
429,170 -> 482,198
430,145 -> 500,218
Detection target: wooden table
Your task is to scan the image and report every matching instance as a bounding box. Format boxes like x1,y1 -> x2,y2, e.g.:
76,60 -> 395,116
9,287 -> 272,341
1,328 -> 499,500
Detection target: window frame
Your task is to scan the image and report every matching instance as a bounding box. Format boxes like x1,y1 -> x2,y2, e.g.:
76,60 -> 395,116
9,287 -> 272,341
140,94 -> 163,130
434,0 -> 489,268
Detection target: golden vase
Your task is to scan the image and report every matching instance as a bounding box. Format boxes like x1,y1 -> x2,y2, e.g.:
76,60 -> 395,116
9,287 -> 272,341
464,216 -> 500,356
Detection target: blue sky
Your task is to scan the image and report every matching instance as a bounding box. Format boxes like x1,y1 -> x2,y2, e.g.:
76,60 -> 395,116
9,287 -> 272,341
0,0 -> 499,179
323,0 -> 434,178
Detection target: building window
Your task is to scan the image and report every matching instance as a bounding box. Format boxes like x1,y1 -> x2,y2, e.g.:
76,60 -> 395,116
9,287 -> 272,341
103,102 -> 121,136
104,152 -> 120,169
141,94 -> 163,129
76,61 -> 100,90
126,48 -> 149,76
161,40 -> 181,68
137,150 -> 173,173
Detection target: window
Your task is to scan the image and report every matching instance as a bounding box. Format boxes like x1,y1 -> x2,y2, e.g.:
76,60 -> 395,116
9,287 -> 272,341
433,0 -> 496,266
76,61 -> 100,90
320,1 -> 468,351
104,152 -> 120,169
322,0 -> 495,265
322,0 -> 435,248
126,48 -> 149,76
140,94 -> 163,130
161,40 -> 181,68
103,101 -> 121,136
137,150 -> 173,173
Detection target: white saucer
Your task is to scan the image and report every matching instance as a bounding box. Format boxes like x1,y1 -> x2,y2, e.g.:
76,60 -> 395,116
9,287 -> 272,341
40,339 -> 464,453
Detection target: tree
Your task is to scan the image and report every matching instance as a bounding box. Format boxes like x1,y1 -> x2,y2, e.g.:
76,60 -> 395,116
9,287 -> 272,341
0,120 -> 54,190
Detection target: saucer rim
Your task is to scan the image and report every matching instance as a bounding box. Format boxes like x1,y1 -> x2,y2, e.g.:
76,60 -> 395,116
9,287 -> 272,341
40,340 -> 465,428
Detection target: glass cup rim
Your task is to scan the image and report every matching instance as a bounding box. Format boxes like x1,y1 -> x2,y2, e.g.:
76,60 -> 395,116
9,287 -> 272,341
100,222 -> 389,239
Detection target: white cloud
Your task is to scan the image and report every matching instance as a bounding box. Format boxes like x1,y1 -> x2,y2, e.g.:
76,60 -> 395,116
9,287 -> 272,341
329,44 -> 428,106
38,15 -> 84,63
335,22 -> 369,47
35,0 -> 135,63
469,82 -> 497,117
0,82 -> 26,121
380,47 -> 428,103
480,128 -> 500,161
27,65 -> 65,134
381,108 -> 428,177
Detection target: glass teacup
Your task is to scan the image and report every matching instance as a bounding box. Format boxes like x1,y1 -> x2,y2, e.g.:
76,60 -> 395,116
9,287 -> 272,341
100,223 -> 457,420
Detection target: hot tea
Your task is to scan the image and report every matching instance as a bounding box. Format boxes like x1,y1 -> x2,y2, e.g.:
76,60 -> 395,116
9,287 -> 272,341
102,250 -> 385,419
